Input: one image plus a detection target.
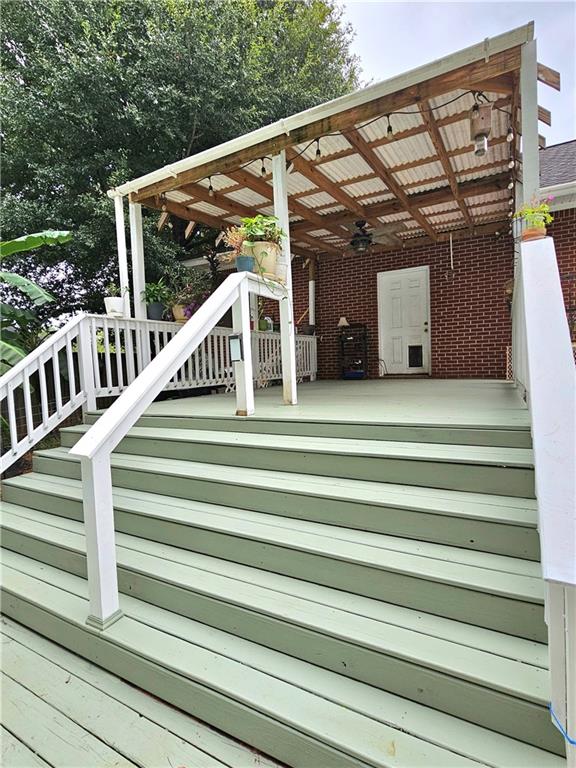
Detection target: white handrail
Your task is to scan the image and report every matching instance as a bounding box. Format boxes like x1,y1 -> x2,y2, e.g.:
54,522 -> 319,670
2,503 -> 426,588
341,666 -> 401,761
69,271 -> 291,629
513,236 -> 576,757
0,313 -> 93,473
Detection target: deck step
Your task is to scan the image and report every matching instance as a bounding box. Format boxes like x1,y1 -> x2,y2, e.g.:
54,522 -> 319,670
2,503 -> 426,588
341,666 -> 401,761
0,502 -> 553,748
61,425 -> 535,497
0,496 -> 545,641
25,446 -> 540,559
1,551 -> 565,764
85,410 -> 533,448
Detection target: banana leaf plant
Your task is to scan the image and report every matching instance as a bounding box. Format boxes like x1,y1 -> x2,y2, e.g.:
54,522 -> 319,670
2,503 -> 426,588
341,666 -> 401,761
0,230 -> 71,374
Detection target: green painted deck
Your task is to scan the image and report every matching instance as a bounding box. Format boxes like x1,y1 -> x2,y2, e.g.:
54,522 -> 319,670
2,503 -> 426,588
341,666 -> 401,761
145,379 -> 530,429
0,617 -> 282,768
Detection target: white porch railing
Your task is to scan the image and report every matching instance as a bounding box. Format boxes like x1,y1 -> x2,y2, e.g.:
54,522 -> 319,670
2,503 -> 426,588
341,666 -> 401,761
57,272 -> 300,628
0,293 -> 317,475
511,236 -> 576,760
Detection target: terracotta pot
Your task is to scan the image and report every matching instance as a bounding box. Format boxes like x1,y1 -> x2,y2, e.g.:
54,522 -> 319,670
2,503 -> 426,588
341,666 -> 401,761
171,304 -> 187,323
521,226 -> 547,242
251,241 -> 281,278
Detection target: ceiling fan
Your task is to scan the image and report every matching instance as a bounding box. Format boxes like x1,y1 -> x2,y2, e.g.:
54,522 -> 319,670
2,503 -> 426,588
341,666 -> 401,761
345,219 -> 407,254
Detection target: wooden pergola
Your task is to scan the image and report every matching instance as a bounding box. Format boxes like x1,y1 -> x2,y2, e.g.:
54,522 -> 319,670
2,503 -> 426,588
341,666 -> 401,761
109,22 -> 559,320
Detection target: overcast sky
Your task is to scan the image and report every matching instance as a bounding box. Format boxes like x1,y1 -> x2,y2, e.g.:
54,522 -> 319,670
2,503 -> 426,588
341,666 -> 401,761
340,1 -> 575,146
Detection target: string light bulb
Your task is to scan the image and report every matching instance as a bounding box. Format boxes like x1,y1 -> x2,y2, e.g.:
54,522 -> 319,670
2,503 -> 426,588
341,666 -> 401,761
507,180 -> 514,190
386,115 -> 393,139
208,178 -> 214,197
260,158 -> 266,177
508,197 -> 514,206
506,126 -> 514,143
508,159 -> 515,170
315,138 -> 321,160
471,101 -> 480,118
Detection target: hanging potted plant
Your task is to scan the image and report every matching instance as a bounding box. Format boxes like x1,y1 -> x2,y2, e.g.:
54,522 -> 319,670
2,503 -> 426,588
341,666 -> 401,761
513,196 -> 554,241
104,283 -> 126,318
240,215 -> 286,279
142,279 -> 171,321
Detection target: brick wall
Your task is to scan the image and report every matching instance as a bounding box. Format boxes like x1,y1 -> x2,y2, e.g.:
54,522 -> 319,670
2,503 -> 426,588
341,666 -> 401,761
266,208 -> 575,380
549,208 -> 576,340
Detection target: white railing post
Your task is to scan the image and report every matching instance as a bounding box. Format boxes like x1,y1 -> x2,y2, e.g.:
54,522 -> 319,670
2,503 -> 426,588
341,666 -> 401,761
112,194 -> 131,317
272,150 -> 297,404
232,281 -> 254,416
128,201 -> 147,320
81,451 -> 122,630
78,318 -> 97,414
520,39 -> 540,206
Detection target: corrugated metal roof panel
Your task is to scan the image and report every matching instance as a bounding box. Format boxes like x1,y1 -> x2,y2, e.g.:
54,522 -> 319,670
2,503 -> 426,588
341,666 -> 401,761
287,171 -> 317,195
358,193 -> 395,206
320,154 -> 374,182
375,132 -> 436,168
166,190 -> 193,204
316,204 -> 347,216
188,201 -> 229,217
405,177 -> 450,195
342,177 -> 387,197
197,174 -> 237,191
224,189 -> 269,208
377,211 -> 412,224
427,210 -> 464,225
420,200 -> 460,215
299,191 -> 337,209
393,160 -> 445,187
300,133 -> 352,161
357,109 -> 424,142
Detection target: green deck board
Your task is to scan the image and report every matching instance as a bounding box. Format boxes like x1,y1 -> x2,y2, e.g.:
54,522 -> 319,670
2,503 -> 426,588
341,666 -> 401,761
2,562 -> 491,768
1,727 -> 52,768
1,556 -> 565,761
1,618 -> 284,768
1,627 -> 234,768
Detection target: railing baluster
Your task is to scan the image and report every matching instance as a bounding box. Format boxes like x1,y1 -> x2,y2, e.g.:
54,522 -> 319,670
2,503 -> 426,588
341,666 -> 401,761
7,386 -> 18,455
114,319 -> 124,392
91,317 -> 102,394
51,347 -> 63,417
125,323 -> 136,384
65,331 -> 77,399
23,375 -> 34,439
38,357 -> 49,423
103,320 -> 113,392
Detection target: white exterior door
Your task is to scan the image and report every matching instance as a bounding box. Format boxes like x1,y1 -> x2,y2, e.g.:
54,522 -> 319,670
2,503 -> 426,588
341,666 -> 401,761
377,266 -> 430,375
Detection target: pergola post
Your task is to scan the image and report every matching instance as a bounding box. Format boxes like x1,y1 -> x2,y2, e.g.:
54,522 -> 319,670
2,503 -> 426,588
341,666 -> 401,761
113,195 -> 131,317
520,39 -> 539,206
308,255 -> 317,327
272,150 -> 297,405
128,201 -> 147,320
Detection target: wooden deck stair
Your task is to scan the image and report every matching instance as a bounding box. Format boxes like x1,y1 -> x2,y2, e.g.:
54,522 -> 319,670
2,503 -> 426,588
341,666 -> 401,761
0,408 -> 567,767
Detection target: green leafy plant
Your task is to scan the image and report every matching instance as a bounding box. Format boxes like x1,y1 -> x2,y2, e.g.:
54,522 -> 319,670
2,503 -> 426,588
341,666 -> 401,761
105,282 -> 122,297
240,215 -> 285,245
170,269 -> 212,319
141,279 -> 171,304
513,196 -> 554,229
0,230 -> 69,374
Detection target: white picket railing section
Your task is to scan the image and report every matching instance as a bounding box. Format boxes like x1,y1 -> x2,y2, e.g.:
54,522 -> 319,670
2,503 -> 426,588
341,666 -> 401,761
1,294 -> 317,475
511,236 -> 576,760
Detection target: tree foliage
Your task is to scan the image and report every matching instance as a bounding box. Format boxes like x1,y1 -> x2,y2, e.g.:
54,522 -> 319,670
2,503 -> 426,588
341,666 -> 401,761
1,0 -> 358,318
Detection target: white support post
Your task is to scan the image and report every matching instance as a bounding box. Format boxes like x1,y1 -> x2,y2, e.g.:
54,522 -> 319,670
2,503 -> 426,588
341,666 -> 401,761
81,452 -> 122,630
78,318 -> 97,415
308,255 -> 317,327
272,150 -> 297,404
520,39 -> 539,206
232,281 -> 254,416
113,195 -> 131,317
128,202 -> 147,321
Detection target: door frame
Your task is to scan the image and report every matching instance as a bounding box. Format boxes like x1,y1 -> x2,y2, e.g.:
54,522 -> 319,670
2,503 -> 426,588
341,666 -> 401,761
377,265 -> 431,376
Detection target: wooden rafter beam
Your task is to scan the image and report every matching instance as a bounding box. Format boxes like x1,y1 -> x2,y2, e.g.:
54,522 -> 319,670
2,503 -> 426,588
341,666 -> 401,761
129,47 -> 522,203
226,168 -> 348,246
418,101 -> 472,227
342,128 -> 438,240
286,150 -> 380,229
538,105 -> 552,126
290,171 -> 509,233
537,62 -> 561,91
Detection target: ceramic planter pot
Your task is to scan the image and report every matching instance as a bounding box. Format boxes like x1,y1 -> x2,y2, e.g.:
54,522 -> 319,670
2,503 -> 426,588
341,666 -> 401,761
171,304 -> 187,323
521,226 -> 547,242
236,254 -> 255,273
147,302 -> 165,321
104,297 -> 125,318
251,241 -> 281,278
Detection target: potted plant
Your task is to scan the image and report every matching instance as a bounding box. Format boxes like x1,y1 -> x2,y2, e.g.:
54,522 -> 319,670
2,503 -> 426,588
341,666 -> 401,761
239,215 -> 286,279
223,227 -> 254,272
104,283 -> 126,318
513,196 -> 554,241
169,269 -> 212,323
142,279 -> 171,320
